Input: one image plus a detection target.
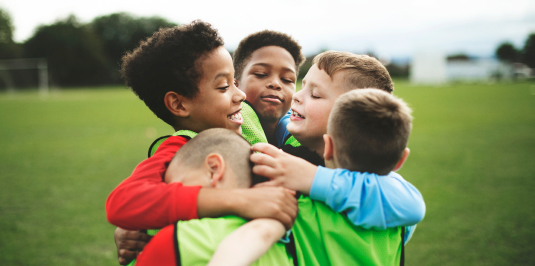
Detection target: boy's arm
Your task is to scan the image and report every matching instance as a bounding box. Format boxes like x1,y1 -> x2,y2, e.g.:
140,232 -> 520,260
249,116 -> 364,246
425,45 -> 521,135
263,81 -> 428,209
107,137 -> 298,230
106,136 -> 201,230
251,143 -> 425,229
310,167 -> 425,229
207,218 -> 286,266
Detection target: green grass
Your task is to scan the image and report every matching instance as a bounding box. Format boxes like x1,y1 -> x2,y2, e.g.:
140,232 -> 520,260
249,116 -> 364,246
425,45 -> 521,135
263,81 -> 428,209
0,81 -> 534,265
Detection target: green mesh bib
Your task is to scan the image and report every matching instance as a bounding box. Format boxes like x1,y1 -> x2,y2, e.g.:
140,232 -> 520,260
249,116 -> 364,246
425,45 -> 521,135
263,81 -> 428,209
240,101 -> 268,145
177,216 -> 294,266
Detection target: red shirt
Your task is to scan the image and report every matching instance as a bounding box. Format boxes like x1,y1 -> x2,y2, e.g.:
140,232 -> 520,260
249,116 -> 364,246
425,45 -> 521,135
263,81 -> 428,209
106,136 -> 201,230
135,224 -> 177,265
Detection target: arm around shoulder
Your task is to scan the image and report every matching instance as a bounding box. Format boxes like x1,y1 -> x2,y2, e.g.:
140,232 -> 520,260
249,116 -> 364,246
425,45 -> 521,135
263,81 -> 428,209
309,166 -> 425,229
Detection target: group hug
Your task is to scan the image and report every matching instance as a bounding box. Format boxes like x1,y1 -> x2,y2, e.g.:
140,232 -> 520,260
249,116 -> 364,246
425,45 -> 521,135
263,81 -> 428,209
105,20 -> 426,266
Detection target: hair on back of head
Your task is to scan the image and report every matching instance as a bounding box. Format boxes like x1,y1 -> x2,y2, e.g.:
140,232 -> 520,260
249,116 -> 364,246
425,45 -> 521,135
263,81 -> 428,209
313,51 -> 394,93
171,128 -> 255,187
328,89 -> 412,175
233,30 -> 305,81
121,20 -> 224,126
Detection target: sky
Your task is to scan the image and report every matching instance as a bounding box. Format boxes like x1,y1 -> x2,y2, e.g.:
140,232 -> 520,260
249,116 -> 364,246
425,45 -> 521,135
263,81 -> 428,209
1,0 -> 534,60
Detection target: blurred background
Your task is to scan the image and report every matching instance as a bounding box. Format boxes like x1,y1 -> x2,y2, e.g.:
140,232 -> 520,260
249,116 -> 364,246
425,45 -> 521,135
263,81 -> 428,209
0,0 -> 534,265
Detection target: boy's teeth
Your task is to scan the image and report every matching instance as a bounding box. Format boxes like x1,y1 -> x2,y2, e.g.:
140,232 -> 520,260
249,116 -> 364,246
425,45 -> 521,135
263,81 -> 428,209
228,112 -> 242,121
292,110 -> 304,118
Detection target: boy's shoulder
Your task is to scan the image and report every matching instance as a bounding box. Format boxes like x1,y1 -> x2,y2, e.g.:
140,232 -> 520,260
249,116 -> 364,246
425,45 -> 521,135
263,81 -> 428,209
148,132 -> 195,157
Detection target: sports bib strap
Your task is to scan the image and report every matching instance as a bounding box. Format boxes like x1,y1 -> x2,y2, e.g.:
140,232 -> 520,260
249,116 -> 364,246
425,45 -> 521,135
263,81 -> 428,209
400,226 -> 405,266
172,130 -> 198,138
147,135 -> 171,158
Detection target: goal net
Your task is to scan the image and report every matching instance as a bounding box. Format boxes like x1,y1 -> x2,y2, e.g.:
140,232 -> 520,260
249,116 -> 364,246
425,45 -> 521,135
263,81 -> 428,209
0,58 -> 49,94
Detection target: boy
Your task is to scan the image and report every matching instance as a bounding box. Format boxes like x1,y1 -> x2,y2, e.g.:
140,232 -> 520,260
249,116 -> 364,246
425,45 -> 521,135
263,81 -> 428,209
135,128 -> 294,266
246,53 -> 423,265
106,21 -> 299,264
233,30 -> 305,146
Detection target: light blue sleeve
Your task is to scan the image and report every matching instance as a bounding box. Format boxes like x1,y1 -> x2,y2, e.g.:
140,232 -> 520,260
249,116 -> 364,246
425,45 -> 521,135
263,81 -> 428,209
275,112 -> 291,147
309,166 -> 425,230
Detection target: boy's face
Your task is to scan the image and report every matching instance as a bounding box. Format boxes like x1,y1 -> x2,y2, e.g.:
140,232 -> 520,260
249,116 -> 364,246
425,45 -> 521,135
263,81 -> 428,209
287,64 -> 346,148
238,46 -> 296,123
188,46 -> 246,134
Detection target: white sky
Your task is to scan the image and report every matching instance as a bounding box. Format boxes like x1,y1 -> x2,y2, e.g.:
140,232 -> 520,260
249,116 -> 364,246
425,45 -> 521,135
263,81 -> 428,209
1,0 -> 534,58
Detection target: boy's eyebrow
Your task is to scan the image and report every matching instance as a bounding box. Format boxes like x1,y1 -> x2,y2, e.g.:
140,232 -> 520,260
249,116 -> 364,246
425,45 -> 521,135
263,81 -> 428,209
213,71 -> 232,82
251,63 -> 296,74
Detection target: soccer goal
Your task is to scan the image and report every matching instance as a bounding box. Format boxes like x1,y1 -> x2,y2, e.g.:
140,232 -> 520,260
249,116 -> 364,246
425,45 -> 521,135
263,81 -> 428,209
0,58 -> 49,94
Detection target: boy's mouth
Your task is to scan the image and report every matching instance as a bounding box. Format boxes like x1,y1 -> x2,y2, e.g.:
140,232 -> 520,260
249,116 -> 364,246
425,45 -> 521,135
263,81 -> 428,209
290,109 -> 305,119
227,109 -> 243,124
260,95 -> 283,103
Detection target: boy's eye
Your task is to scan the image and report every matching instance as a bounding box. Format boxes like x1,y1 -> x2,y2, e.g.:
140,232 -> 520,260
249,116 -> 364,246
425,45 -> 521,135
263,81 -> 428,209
311,93 -> 320,99
281,78 -> 295,84
254,73 -> 267,78
217,85 -> 230,91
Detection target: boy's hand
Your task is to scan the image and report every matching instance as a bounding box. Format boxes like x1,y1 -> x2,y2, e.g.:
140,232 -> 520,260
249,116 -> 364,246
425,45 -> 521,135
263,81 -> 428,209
234,187 -> 298,230
114,227 -> 151,265
251,143 -> 318,194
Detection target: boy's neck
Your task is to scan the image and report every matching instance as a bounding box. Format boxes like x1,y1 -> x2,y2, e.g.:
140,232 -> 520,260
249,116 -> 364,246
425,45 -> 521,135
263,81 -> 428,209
260,119 -> 278,146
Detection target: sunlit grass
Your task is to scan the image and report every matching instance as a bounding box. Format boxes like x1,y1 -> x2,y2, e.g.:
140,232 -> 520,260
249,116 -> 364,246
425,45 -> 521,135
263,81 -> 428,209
0,81 -> 534,265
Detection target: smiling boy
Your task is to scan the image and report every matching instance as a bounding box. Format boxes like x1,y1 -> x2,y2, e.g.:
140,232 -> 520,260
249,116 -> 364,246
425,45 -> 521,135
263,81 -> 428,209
106,22 -> 298,265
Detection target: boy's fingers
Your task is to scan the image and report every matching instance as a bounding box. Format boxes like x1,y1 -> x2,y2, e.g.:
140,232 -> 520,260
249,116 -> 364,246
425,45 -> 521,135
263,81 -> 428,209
284,188 -> 296,195
250,153 -> 278,167
251,143 -> 281,157
253,180 -> 279,188
252,165 -> 280,180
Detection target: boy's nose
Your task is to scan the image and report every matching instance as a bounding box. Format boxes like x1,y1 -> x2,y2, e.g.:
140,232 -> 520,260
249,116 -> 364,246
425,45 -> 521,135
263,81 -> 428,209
267,78 -> 281,90
233,86 -> 246,103
292,90 -> 302,103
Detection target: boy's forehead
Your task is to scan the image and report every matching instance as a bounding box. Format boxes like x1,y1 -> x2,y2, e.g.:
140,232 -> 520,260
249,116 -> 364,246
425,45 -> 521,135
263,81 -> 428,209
246,46 -> 295,72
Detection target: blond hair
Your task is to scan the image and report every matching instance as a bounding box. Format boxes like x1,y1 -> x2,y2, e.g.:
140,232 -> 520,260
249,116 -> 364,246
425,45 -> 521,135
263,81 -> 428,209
328,89 -> 412,174
313,51 -> 394,93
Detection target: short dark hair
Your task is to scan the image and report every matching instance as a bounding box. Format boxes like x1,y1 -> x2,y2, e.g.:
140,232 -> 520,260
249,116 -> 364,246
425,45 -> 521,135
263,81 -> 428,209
169,128 -> 253,187
328,89 -> 412,174
233,30 -> 305,81
314,51 -> 394,93
121,20 -> 224,126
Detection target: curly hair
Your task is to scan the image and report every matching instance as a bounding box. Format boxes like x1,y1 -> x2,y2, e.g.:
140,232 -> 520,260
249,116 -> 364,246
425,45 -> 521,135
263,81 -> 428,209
233,30 -> 305,81
121,20 -> 224,126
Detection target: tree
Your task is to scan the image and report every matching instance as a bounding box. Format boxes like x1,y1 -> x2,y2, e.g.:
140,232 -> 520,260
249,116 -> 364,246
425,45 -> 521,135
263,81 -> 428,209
522,33 -> 535,68
495,42 -> 518,62
0,7 -> 22,59
23,15 -> 110,86
90,13 -> 177,82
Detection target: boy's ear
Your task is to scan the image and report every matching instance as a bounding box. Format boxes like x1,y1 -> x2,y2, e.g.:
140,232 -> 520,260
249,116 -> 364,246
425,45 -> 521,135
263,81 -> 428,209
205,153 -> 226,187
323,134 -> 334,161
393,148 -> 410,172
164,91 -> 190,118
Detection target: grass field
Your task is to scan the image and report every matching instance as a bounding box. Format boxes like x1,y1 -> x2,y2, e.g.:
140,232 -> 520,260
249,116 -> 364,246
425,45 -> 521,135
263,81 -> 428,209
0,81 -> 534,265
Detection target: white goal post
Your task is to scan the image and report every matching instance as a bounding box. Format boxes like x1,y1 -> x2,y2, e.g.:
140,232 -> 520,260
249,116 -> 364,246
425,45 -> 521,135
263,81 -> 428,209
0,58 -> 49,94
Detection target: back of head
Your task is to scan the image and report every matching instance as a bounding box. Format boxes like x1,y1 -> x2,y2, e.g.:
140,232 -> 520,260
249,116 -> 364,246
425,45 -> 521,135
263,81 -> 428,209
328,89 -> 412,174
233,30 -> 305,81
313,51 -> 394,93
121,20 -> 224,126
169,128 -> 253,187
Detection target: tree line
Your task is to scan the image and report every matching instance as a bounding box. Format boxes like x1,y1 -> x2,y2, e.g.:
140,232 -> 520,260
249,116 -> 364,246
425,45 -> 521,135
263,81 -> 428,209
0,8 -> 177,88
495,35 -> 535,68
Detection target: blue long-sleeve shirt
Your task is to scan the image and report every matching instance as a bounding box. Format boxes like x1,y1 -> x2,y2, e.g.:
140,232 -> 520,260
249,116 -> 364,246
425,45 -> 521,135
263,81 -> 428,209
310,166 -> 425,243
